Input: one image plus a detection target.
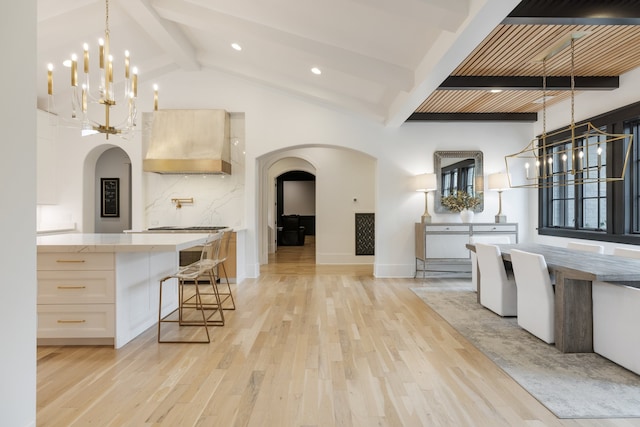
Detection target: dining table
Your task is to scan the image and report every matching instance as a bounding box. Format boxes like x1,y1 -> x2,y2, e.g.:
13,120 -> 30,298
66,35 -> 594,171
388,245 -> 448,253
466,242 -> 640,353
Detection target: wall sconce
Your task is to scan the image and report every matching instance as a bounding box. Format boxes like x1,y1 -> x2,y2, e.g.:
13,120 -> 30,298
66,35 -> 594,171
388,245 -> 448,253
171,197 -> 194,209
488,173 -> 510,223
415,173 -> 437,223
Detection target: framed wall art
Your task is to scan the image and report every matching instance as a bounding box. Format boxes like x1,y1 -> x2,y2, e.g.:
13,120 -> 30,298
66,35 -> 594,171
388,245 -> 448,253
101,178 -> 120,218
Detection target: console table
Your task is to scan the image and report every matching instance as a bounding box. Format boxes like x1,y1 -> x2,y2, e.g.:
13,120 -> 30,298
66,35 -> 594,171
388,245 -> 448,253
415,222 -> 518,277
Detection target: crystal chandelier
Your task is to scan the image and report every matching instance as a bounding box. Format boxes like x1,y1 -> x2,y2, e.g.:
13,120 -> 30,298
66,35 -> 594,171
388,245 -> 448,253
46,0 -> 158,139
505,32 -> 632,188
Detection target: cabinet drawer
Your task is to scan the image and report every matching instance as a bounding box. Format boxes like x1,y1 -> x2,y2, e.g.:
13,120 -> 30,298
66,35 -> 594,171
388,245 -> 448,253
426,234 -> 470,259
425,225 -> 469,233
38,270 -> 115,304
37,304 -> 115,338
38,253 -> 114,271
472,224 -> 517,232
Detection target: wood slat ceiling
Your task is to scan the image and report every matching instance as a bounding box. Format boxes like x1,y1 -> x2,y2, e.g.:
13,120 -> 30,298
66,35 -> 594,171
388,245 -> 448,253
414,24 -> 640,116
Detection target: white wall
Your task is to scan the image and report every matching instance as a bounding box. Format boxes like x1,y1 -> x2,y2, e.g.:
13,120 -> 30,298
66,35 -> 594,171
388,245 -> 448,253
283,181 -> 315,215
2,2 -> 37,426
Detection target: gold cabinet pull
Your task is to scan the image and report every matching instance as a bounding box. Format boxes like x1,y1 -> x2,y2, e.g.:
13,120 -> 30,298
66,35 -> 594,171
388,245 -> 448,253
57,285 -> 87,290
57,320 -> 86,324
56,259 -> 86,263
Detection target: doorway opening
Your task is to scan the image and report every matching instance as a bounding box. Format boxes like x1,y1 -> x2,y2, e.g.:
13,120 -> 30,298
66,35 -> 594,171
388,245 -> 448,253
94,147 -> 132,233
272,170 -> 316,265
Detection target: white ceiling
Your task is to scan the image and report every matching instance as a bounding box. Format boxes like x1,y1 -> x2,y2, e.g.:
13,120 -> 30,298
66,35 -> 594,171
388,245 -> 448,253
36,0 -> 520,126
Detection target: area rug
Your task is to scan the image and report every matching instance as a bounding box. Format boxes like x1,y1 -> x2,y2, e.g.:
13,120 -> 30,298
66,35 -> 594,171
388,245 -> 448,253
411,285 -> 640,419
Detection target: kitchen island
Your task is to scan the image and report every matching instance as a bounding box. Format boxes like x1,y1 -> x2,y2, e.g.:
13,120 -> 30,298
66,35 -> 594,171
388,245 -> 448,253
36,233 -> 211,348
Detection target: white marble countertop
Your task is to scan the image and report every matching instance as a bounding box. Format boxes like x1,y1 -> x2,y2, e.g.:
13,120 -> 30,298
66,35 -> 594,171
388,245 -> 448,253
37,233 -> 211,253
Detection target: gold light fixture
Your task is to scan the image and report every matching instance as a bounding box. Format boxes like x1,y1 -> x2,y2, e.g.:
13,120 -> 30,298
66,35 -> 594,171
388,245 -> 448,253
46,0 -> 158,139
505,32 -> 633,188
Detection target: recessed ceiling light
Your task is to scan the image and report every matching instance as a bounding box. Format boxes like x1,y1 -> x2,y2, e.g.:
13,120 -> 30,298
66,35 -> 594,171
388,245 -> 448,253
311,67 -> 322,75
231,43 -> 242,51
489,89 -> 503,93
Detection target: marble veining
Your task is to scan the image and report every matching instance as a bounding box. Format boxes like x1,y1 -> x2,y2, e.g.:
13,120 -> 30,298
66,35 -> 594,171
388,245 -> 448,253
37,233 -> 211,253
142,112 -> 246,229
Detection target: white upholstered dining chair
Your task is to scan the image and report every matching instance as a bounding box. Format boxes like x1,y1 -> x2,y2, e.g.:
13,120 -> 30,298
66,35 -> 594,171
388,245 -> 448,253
567,241 -> 604,254
510,249 -> 555,344
475,243 -> 517,316
592,281 -> 640,375
470,235 -> 511,292
612,246 -> 640,259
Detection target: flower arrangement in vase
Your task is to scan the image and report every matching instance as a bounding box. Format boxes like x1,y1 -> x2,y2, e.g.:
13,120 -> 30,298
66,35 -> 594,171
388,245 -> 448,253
441,190 -> 481,222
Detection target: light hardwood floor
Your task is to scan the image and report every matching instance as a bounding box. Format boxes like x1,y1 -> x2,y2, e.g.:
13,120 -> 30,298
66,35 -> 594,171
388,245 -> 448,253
37,237 -> 640,426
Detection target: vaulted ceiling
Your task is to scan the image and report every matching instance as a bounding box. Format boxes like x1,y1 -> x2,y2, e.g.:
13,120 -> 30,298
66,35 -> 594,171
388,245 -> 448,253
36,0 -> 640,126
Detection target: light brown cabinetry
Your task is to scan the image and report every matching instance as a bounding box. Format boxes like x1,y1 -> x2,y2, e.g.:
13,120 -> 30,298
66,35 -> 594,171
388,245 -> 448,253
37,253 -> 115,343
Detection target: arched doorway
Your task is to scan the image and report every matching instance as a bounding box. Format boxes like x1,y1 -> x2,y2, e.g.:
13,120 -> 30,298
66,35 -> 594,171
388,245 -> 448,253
273,170 -> 316,263
257,145 -> 376,269
82,146 -> 132,233
265,157 -> 316,258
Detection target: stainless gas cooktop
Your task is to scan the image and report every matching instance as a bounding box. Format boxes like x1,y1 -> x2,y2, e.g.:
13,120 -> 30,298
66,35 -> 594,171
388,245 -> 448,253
146,226 -> 229,232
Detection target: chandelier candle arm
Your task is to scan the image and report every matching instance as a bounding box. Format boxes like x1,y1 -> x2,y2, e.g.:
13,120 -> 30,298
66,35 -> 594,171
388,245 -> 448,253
47,64 -> 53,95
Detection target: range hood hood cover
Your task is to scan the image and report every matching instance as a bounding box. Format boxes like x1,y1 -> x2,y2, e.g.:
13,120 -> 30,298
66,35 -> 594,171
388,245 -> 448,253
143,109 -> 232,175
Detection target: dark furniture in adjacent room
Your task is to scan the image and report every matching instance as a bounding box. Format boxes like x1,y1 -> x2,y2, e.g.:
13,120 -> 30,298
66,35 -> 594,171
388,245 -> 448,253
278,215 -> 306,246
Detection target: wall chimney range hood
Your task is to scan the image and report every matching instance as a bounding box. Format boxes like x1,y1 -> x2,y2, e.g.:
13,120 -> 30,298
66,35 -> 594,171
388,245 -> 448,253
143,109 -> 232,175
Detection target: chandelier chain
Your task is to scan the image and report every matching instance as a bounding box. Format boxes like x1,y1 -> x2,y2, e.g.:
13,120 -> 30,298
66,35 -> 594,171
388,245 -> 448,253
570,38 -> 575,127
105,0 -> 110,33
542,59 -> 547,141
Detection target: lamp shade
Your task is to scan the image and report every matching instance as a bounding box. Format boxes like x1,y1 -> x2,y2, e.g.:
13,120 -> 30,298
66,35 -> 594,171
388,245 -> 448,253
488,172 -> 511,191
415,173 -> 437,192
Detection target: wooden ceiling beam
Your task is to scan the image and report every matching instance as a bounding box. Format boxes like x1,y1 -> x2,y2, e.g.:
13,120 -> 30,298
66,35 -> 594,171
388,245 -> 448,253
439,75 -> 619,91
504,0 -> 640,25
406,112 -> 538,122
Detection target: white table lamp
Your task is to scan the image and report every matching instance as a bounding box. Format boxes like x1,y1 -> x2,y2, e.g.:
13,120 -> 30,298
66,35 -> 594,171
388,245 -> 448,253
415,173 -> 437,223
488,172 -> 511,223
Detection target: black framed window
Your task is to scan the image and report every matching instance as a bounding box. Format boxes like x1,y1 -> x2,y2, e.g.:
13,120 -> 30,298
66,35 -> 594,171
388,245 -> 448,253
629,119 -> 640,233
538,101 -> 640,244
441,159 -> 475,196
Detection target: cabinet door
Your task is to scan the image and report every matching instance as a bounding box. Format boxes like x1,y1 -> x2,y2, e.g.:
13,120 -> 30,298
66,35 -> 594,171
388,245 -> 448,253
426,234 -> 470,259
